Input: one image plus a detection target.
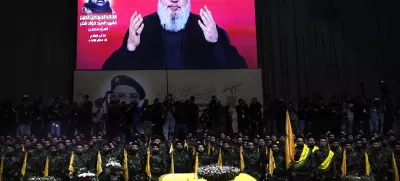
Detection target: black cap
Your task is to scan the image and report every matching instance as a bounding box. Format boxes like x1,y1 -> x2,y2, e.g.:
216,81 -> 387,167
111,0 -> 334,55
111,75 -> 146,100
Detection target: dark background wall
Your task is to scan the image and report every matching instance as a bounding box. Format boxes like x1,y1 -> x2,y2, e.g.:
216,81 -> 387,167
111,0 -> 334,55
257,0 -> 399,103
0,0 -> 398,104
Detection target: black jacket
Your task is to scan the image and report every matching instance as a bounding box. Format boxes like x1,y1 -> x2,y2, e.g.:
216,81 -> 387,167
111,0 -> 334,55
102,13 -> 247,70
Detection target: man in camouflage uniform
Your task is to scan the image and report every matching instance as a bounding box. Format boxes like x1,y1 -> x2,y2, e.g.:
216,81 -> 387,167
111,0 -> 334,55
314,138 -> 336,181
242,141 -> 262,179
368,139 -> 389,181
3,145 -> 21,181
70,144 -> 93,176
147,143 -> 168,181
124,142 -> 145,181
342,141 -> 363,176
213,141 -> 238,166
98,143 -> 116,181
269,142 -> 287,181
390,142 -> 400,181
24,142 -> 47,178
290,137 -> 315,181
194,144 -> 212,167
47,144 -> 68,179
171,140 -> 192,173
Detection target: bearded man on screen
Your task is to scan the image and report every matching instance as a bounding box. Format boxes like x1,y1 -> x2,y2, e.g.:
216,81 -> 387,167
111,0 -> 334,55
102,0 -> 247,70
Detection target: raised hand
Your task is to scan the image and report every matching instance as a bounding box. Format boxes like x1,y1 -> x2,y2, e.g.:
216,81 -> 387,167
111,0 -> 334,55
198,6 -> 218,43
127,11 -> 144,51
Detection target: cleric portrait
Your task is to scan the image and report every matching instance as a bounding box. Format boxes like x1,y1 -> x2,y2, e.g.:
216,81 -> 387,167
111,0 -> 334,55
102,0 -> 248,70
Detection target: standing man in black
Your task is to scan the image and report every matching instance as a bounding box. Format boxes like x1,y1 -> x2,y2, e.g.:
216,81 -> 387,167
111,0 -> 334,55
236,99 -> 248,133
186,96 -> 199,135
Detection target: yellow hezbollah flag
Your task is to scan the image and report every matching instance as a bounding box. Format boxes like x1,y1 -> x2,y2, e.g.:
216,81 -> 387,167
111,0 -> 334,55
44,156 -> 49,177
217,148 -> 223,166
269,148 -> 276,176
341,150 -> 347,176
364,152 -> 370,176
97,151 -> 103,175
68,152 -> 75,176
123,149 -> 129,181
239,146 -> 245,171
194,152 -> 199,178
169,144 -> 174,173
145,147 -> 151,178
285,111 -> 295,169
0,155 -> 4,181
392,153 -> 399,181
21,152 -> 28,177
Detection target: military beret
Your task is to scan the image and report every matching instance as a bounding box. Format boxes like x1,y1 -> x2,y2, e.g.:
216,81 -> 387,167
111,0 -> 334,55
111,75 -> 146,100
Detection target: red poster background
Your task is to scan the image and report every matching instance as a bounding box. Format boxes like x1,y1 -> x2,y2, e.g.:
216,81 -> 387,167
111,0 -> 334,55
76,0 -> 257,69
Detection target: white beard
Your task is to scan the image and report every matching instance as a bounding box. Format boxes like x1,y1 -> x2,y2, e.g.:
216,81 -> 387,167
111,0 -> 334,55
157,0 -> 190,32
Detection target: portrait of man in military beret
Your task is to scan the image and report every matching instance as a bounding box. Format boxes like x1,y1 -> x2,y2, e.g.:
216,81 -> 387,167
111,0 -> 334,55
111,75 -> 146,105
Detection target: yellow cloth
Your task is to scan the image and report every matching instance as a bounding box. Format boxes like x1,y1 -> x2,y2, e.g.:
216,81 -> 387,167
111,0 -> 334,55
341,150 -> 346,176
392,153 -> 399,181
0,155 -> 4,181
268,148 -> 276,175
158,173 -> 256,181
217,148 -> 222,166
293,145 -> 310,168
312,146 -> 319,153
319,150 -> 334,170
44,156 -> 49,176
145,148 -> 151,178
69,152 -> 74,176
170,144 -> 174,173
239,146 -> 244,171
21,152 -> 28,177
123,149 -> 129,181
194,152 -> 199,177
97,151 -> 103,175
285,111 -> 295,169
365,152 -> 370,176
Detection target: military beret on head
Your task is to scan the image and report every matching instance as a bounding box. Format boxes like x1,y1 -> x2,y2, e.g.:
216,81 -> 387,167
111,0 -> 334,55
111,75 -> 146,100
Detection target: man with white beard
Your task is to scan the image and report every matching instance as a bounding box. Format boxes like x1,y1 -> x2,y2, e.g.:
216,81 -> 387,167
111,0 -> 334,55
102,0 -> 247,70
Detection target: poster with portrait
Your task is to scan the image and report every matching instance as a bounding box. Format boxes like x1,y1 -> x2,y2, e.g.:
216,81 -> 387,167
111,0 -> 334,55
73,69 -> 263,106
76,0 -> 257,70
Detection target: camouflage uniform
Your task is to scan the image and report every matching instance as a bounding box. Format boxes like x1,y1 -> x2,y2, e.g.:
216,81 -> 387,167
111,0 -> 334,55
171,149 -> 192,173
369,148 -> 389,181
343,150 -> 363,176
48,151 -> 68,179
25,150 -> 47,178
3,152 -> 21,181
125,151 -> 145,181
98,151 -> 116,181
71,152 -> 92,176
213,148 -> 238,166
243,149 -> 263,179
196,151 -> 212,167
270,151 -> 287,181
314,147 -> 336,181
148,152 -> 168,181
289,145 -> 315,181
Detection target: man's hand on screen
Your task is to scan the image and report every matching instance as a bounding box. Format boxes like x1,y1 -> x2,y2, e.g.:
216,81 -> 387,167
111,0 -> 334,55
198,6 -> 218,43
127,11 -> 144,51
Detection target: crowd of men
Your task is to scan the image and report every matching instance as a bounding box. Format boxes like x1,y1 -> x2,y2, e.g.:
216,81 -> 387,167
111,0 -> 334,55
1,129 -> 400,181
0,92 -> 400,181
